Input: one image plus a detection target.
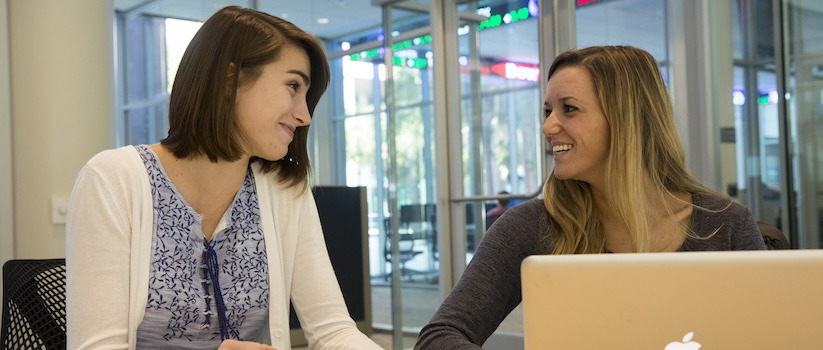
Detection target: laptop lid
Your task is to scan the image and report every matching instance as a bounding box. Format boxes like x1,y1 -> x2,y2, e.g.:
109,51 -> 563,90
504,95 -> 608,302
521,250 -> 823,349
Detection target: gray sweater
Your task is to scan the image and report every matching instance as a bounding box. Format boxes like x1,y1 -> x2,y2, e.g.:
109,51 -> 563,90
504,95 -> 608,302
415,192 -> 766,349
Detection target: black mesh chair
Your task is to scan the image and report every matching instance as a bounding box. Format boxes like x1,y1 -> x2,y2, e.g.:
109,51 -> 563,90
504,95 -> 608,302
1,258 -> 66,350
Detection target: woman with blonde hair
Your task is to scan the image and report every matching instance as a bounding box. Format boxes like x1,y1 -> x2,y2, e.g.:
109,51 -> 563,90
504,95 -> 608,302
415,45 -> 765,349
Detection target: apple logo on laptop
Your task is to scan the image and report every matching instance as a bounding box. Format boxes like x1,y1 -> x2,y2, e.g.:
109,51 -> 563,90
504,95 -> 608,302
664,332 -> 701,350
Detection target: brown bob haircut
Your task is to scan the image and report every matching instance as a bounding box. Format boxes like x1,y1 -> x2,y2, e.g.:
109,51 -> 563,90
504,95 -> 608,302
161,6 -> 331,189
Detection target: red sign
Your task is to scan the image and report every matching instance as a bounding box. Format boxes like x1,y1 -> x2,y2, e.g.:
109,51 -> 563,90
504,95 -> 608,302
490,61 -> 540,82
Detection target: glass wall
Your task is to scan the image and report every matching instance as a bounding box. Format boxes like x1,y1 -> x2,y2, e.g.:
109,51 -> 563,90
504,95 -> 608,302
325,4 -> 438,346
782,0 -> 823,247
730,0 -> 823,248
117,13 -> 168,146
325,1 -> 544,344
577,0 -> 668,69
729,0 -> 784,233
455,0 -> 543,258
113,0 -> 822,348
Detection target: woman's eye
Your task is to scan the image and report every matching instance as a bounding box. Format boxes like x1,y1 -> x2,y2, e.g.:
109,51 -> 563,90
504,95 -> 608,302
288,82 -> 300,91
563,105 -> 577,113
543,108 -> 552,119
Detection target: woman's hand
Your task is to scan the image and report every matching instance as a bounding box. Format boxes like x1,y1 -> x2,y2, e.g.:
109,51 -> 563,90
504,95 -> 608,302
218,339 -> 276,350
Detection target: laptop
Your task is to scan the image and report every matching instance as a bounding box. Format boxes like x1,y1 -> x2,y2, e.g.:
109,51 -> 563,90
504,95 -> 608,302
521,250 -> 823,349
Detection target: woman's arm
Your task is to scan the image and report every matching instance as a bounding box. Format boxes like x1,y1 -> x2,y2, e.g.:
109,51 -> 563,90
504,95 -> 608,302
415,200 -> 549,349
726,201 -> 768,250
66,154 -> 136,349
288,190 -> 383,350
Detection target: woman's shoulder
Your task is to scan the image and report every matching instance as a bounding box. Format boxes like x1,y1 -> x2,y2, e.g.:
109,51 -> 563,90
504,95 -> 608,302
489,198 -> 552,244
84,145 -> 142,170
505,198 -> 549,218
692,191 -> 749,215
72,146 -> 148,200
76,146 -> 147,183
493,198 -> 550,227
687,191 -> 764,250
250,161 -> 311,202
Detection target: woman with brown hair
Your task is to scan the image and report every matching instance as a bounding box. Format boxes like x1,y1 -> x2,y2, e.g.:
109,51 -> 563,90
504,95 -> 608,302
66,6 -> 381,350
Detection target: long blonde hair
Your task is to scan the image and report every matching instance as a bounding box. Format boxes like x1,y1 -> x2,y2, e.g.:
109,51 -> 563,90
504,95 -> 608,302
543,46 -> 712,254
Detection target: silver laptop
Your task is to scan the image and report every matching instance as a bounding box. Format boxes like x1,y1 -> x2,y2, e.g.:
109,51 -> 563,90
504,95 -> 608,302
521,250 -> 823,349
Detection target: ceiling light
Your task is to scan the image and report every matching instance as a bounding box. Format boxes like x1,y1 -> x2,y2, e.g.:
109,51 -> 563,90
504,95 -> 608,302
317,18 -> 329,24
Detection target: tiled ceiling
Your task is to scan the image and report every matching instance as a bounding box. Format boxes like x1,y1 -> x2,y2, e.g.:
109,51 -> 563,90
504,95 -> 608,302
112,0 -> 823,71
113,0 -> 393,41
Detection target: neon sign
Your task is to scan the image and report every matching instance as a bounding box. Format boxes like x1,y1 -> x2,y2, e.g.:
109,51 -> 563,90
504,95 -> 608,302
349,5 -> 535,63
490,62 -> 540,82
477,7 -> 531,30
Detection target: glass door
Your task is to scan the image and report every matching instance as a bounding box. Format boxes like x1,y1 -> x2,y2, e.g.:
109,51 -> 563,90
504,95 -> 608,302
378,3 -> 438,348
782,0 -> 823,248
445,0 -> 545,265
453,0 -> 545,260
328,1 -> 439,347
728,0 -> 786,238
433,0 -> 546,347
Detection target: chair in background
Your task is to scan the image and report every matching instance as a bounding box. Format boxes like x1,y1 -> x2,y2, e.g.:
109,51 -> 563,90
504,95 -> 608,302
1,258 -> 66,350
757,221 -> 790,250
383,216 -> 425,281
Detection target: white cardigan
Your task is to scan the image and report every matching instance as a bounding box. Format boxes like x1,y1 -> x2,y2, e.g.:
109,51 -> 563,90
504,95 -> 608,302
66,146 -> 381,350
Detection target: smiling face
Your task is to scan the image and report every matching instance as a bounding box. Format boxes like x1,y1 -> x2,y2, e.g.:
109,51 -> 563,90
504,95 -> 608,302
234,44 -> 311,162
542,66 -> 610,186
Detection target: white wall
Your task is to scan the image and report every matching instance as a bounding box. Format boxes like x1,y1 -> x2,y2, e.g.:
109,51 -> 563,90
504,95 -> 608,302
9,0 -> 115,258
1,0 -> 14,267
709,1 -> 737,197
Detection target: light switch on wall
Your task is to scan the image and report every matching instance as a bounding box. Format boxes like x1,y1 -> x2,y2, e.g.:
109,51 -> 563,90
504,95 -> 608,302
51,196 -> 68,224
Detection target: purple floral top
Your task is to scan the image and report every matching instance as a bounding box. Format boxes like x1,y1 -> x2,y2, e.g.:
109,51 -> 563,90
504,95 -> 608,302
134,145 -> 269,349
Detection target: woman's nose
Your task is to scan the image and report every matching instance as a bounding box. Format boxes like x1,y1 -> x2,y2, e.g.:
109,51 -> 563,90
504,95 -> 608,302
542,111 -> 560,137
294,100 -> 311,126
